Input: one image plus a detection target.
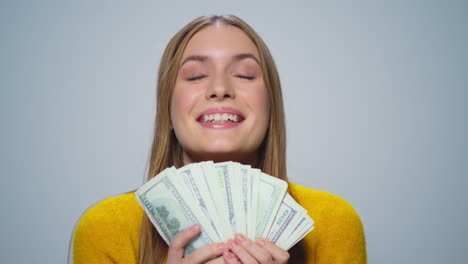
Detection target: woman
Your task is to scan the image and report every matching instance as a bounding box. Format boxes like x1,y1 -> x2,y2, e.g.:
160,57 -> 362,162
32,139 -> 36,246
72,14 -> 366,263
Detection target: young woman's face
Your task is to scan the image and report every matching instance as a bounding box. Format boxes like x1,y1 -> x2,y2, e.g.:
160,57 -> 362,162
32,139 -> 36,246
171,25 -> 269,164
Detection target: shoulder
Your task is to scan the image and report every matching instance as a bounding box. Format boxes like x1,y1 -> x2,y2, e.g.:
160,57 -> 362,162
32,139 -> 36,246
288,182 -> 367,263
75,192 -> 143,232
288,181 -> 362,223
72,192 -> 143,262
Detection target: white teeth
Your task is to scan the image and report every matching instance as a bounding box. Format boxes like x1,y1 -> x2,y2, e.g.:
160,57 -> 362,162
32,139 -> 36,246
201,113 -> 241,123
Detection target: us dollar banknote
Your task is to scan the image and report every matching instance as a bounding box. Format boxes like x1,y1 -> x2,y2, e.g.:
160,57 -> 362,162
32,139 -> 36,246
135,162 -> 314,255
135,167 -> 216,255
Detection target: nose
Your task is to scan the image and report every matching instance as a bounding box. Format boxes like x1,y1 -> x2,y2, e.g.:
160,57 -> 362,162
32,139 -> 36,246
206,75 -> 235,101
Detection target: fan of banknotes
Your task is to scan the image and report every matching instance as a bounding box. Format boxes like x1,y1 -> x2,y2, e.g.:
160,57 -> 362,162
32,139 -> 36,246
135,161 -> 314,256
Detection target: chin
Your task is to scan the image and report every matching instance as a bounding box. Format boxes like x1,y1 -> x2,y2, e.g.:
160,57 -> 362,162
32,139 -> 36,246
200,138 -> 242,152
197,152 -> 256,165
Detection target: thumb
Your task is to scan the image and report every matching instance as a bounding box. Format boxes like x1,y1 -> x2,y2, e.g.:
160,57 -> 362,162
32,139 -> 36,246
167,225 -> 201,262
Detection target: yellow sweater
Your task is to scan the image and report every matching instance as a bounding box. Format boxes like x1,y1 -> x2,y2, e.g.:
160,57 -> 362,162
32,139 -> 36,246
72,182 -> 366,263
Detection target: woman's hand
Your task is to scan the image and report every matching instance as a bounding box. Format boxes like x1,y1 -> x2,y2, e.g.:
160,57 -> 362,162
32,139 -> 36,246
167,225 -> 229,264
224,234 -> 290,264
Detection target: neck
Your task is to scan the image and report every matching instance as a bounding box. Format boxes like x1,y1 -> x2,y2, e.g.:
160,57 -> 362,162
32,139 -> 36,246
182,151 -> 259,168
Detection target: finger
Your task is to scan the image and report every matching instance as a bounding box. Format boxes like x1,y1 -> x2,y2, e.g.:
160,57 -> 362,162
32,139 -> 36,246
234,234 -> 273,264
256,238 -> 290,264
228,238 -> 258,264
205,256 -> 227,264
167,225 -> 201,262
185,242 -> 229,263
223,251 -> 242,264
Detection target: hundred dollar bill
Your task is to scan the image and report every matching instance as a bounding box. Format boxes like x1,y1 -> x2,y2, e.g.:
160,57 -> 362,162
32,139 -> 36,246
210,162 -> 239,237
230,162 -> 245,235
284,215 -> 314,250
266,193 -> 304,244
199,161 -> 233,241
202,162 -> 235,239
237,164 -> 250,235
277,212 -> 314,250
276,213 -> 306,249
177,163 -> 224,242
135,167 -> 215,256
247,168 -> 260,239
255,173 -> 288,239
288,223 -> 314,250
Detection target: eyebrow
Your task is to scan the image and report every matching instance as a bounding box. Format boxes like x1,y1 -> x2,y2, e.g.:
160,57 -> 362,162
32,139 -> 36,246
180,52 -> 261,67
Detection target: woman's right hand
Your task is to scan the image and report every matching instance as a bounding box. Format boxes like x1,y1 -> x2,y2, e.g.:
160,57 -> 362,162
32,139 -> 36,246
167,225 -> 229,264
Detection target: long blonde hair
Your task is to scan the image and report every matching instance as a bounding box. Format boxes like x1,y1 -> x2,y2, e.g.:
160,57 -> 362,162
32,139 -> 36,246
139,14 -> 291,264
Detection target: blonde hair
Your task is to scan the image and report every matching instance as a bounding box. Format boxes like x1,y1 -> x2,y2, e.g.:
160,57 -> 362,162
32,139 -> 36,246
139,14 -> 292,263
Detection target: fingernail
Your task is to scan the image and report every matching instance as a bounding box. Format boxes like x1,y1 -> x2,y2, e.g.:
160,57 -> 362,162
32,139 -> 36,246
224,251 -> 235,260
228,240 -> 238,248
256,238 -> 267,247
235,234 -> 246,243
218,243 -> 228,251
190,225 -> 200,233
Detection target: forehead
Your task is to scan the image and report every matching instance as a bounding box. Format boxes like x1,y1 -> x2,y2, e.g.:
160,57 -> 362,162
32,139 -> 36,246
182,25 -> 260,59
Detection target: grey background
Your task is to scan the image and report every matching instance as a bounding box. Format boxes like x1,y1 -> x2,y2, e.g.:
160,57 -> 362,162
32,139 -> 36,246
1,0 -> 466,263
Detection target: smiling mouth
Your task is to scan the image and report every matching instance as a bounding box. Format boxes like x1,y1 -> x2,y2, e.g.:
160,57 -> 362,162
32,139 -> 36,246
196,107 -> 246,128
199,113 -> 244,123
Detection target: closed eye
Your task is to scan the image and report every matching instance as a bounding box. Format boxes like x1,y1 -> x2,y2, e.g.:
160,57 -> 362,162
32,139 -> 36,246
188,75 -> 254,81
236,75 -> 255,80
187,75 -> 207,81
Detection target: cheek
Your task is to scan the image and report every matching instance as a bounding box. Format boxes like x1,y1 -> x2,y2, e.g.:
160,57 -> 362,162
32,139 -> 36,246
245,86 -> 270,120
171,86 -> 199,123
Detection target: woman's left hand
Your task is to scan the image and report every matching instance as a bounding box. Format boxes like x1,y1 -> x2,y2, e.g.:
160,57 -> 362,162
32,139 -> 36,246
223,234 -> 290,264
